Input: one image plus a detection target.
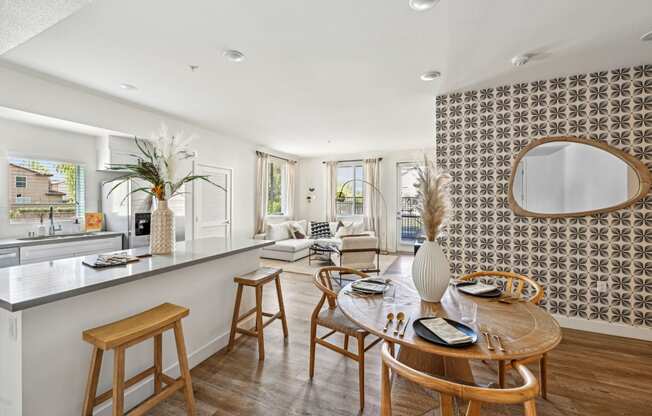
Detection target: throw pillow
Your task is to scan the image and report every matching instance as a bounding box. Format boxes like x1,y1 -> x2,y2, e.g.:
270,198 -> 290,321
288,221 -> 306,239
310,221 -> 332,239
352,220 -> 365,235
335,221 -> 353,238
267,222 -> 292,241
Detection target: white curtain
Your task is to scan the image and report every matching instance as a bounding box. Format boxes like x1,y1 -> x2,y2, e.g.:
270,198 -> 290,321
286,160 -> 297,219
254,151 -> 269,235
363,158 -> 381,234
324,161 -> 338,221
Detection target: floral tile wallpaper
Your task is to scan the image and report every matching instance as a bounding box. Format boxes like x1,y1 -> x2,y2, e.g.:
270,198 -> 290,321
435,65 -> 652,328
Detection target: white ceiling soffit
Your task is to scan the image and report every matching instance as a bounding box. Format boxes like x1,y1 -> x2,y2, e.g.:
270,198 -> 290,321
0,0 -> 91,55
0,106 -> 130,137
1,1 -> 652,157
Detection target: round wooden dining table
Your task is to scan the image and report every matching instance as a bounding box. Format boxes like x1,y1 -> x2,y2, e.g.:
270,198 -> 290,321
337,271 -> 562,384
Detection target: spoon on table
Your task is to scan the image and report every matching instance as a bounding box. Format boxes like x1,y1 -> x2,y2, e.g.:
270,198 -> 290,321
393,312 -> 406,335
382,312 -> 394,332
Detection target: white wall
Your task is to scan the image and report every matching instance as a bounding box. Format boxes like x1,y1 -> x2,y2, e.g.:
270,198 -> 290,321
296,148 -> 428,252
0,63 -> 257,239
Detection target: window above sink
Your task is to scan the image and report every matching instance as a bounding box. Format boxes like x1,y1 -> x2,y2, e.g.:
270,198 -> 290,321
8,156 -> 86,225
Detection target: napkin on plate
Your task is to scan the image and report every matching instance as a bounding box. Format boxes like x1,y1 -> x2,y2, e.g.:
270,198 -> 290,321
420,318 -> 473,345
458,282 -> 497,295
351,281 -> 387,293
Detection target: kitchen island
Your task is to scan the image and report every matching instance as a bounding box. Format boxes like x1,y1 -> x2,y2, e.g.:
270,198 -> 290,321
0,237 -> 272,416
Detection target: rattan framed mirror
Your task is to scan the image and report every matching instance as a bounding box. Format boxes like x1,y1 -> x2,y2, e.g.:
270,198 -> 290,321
508,136 -> 652,218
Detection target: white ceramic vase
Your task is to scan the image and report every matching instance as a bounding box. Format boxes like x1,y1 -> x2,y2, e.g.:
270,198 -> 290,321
411,240 -> 451,303
150,200 -> 175,255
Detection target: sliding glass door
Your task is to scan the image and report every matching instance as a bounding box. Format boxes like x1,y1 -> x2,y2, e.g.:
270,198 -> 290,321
396,162 -> 423,251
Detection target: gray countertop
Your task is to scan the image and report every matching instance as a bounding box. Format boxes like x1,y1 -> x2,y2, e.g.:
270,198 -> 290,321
0,231 -> 124,249
0,237 -> 273,311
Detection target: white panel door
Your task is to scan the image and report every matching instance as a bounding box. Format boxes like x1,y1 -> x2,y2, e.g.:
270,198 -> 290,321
193,163 -> 232,239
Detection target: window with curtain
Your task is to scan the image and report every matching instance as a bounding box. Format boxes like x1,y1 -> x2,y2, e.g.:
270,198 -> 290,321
336,161 -> 364,217
267,156 -> 288,216
8,156 -> 86,224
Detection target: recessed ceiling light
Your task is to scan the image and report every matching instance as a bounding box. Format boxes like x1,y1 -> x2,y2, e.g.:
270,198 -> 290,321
511,55 -> 530,67
642,30 -> 652,41
409,0 -> 440,11
223,49 -> 245,62
120,83 -> 137,91
420,70 -> 441,81
189,65 -> 199,72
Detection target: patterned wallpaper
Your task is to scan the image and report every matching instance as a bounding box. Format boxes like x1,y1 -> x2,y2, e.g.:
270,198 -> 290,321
435,65 -> 652,328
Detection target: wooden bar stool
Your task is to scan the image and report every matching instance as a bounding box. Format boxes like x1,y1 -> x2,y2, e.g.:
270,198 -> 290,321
81,303 -> 196,416
228,267 -> 289,361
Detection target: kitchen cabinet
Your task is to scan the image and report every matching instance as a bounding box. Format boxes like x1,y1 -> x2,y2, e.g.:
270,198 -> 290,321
19,236 -> 123,265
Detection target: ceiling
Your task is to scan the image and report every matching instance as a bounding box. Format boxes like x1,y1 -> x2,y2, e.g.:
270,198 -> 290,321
1,0 -> 651,157
0,0 -> 90,54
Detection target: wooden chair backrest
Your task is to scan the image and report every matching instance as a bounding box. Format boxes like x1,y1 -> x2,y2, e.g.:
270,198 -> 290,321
459,271 -> 544,304
313,266 -> 369,310
381,343 -> 538,416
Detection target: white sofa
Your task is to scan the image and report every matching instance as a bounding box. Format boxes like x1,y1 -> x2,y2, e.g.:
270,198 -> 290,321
256,220 -> 378,272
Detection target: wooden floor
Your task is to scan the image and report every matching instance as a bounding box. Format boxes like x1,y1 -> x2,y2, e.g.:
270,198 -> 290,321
149,257 -> 652,415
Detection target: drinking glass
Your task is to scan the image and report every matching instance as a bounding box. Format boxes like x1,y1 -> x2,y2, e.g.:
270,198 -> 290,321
460,300 -> 477,325
383,283 -> 398,304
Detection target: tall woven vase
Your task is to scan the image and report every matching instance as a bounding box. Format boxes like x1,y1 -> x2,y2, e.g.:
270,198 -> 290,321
150,200 -> 175,255
411,240 -> 451,303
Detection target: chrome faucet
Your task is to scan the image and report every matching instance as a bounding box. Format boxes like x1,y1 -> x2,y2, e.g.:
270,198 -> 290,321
48,206 -> 63,236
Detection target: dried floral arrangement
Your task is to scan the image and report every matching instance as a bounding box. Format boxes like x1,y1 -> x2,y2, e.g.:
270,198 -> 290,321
414,154 -> 450,242
106,125 -> 224,201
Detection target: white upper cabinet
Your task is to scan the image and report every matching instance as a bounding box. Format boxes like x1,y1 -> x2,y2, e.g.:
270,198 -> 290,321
96,135 -> 138,171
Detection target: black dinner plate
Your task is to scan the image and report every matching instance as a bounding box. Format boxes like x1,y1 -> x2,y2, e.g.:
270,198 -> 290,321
457,286 -> 503,298
413,317 -> 478,348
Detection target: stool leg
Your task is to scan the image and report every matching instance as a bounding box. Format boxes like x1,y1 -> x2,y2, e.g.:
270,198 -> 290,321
112,346 -> 125,416
228,284 -> 244,351
274,275 -> 289,338
173,321 -> 197,416
255,285 -> 265,361
154,334 -> 163,395
82,347 -> 103,416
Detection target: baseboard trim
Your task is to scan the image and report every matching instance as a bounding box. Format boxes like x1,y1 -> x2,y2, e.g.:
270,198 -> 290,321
554,314 -> 652,341
93,315 -> 254,415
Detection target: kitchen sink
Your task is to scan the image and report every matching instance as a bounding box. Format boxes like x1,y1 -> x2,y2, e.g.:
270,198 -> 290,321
17,232 -> 99,241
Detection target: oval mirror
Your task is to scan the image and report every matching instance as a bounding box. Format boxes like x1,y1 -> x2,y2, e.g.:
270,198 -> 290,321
509,137 -> 651,218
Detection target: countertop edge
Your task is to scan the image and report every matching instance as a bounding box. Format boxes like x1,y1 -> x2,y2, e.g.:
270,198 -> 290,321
0,232 -> 124,249
3,239 -> 274,312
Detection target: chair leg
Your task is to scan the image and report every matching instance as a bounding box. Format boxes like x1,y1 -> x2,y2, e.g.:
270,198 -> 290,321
112,346 -> 125,416
524,399 -> 538,416
357,334 -> 365,411
228,284 -> 244,351
465,401 -> 482,416
309,319 -> 317,379
540,353 -> 548,399
344,334 -> 349,351
274,275 -> 289,338
82,347 -> 103,416
498,360 -> 506,388
440,394 -> 454,416
173,321 -> 197,416
255,285 -> 266,361
154,334 -> 163,395
380,359 -> 392,416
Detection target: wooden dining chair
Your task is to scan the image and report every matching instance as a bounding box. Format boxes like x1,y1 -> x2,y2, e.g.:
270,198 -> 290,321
309,266 -> 382,411
458,270 -> 548,398
380,342 -> 539,416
